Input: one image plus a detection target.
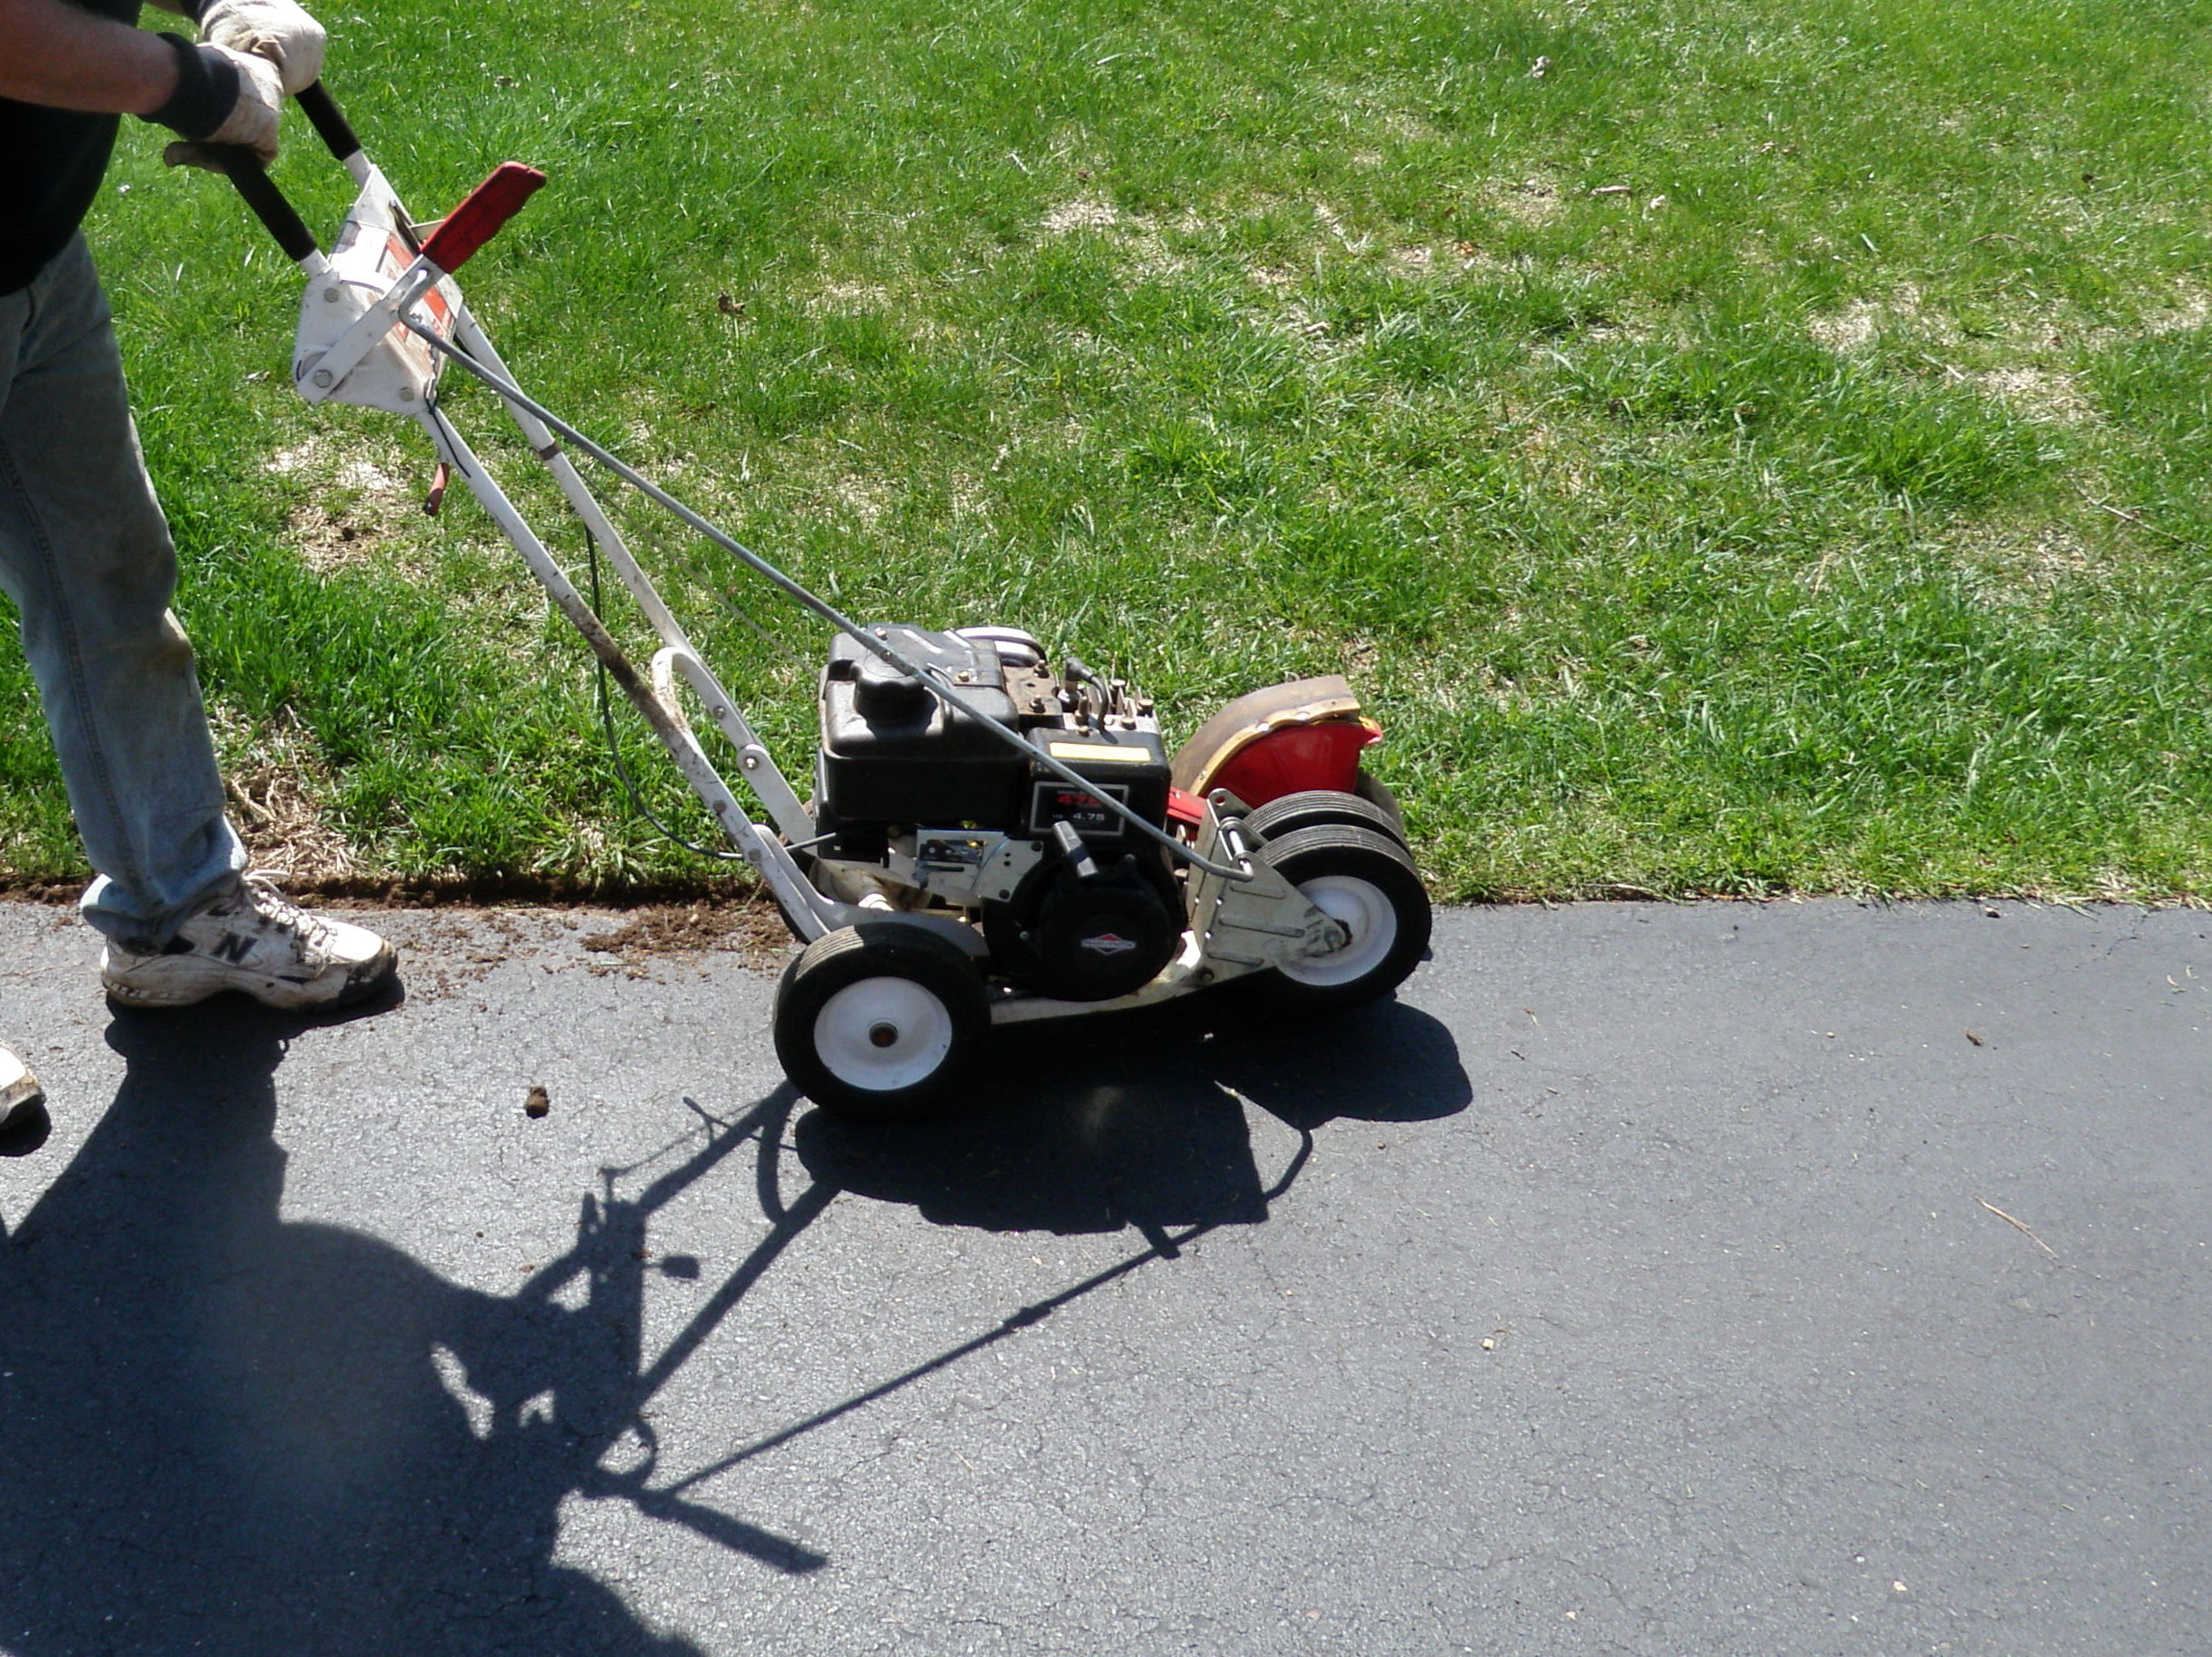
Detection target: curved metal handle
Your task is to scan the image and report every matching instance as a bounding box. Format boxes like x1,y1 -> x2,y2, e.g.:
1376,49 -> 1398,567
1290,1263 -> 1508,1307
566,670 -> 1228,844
211,147 -> 319,263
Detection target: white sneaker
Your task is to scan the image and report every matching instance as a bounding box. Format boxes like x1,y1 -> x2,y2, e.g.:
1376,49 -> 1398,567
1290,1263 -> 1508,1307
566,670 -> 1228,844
0,1044 -> 42,1126
101,877 -> 398,1010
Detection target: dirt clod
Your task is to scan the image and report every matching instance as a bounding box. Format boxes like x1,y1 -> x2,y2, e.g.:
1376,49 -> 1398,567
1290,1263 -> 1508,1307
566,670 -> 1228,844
580,899 -> 789,972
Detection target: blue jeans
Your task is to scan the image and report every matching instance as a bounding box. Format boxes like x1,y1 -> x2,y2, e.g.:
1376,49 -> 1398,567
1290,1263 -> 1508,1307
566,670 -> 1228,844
0,234 -> 243,948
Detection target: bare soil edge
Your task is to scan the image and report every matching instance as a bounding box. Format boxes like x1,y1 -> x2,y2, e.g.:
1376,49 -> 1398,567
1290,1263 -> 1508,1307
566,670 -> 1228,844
0,871 -> 769,910
0,875 -> 798,974
2,873 -> 2201,910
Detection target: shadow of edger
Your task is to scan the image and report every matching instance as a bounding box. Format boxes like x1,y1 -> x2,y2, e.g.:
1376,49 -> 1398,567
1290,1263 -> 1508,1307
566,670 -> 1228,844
0,989 -> 1466,1653
798,991 -> 1473,1232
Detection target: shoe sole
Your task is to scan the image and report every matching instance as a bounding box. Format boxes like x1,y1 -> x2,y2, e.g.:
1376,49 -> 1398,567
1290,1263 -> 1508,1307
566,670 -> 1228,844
103,953 -> 398,1012
0,1075 -> 44,1127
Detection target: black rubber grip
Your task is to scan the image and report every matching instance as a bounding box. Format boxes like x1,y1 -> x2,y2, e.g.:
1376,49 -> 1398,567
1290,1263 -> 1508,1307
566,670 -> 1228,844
217,151 -> 320,263
296,81 -> 362,164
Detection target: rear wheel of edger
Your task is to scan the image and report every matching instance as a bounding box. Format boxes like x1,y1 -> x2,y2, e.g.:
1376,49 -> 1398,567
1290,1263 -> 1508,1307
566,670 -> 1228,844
1245,787 -> 1407,849
1254,823 -> 1431,1011
774,923 -> 989,1121
1352,769 -> 1407,840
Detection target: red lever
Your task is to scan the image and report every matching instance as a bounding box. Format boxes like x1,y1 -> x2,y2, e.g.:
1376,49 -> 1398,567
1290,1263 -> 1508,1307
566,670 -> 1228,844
421,162 -> 547,274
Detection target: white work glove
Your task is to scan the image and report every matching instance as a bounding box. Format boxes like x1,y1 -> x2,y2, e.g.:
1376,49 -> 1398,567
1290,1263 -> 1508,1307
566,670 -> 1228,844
197,0 -> 327,97
158,45 -> 285,169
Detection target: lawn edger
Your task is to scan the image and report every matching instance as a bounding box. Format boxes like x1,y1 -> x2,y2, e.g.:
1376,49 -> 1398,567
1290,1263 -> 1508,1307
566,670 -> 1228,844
210,84 -> 1433,1118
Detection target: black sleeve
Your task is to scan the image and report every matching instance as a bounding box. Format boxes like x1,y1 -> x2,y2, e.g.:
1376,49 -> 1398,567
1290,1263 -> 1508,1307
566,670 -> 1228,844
139,31 -> 238,140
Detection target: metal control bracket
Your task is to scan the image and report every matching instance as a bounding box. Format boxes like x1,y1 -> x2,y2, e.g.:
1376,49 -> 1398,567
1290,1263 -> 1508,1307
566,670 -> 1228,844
1185,803 -> 1349,978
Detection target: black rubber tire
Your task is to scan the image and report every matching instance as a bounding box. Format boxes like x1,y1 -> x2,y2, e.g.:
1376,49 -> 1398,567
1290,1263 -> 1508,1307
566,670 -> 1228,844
1251,823 -> 1431,1010
1244,787 -> 1406,849
773,923 -> 989,1121
1352,769 -> 1408,840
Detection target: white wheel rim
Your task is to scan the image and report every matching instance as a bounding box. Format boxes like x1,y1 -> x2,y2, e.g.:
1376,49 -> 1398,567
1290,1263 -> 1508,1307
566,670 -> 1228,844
1278,873 -> 1398,987
814,976 -> 956,1092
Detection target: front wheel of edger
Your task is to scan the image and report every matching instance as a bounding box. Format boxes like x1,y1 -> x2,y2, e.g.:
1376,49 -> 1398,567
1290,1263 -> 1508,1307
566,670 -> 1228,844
773,923 -> 991,1121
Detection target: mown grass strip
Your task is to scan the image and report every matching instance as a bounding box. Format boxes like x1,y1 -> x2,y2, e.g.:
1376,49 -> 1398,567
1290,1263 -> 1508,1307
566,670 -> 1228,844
3,0 -> 2208,900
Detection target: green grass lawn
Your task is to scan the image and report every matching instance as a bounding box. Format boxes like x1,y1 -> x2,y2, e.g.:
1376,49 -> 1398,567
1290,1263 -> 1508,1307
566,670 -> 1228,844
4,0 -> 2209,900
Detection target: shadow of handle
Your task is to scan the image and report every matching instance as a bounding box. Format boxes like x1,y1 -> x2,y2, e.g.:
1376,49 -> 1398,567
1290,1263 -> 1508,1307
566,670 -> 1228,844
610,1480 -> 828,1576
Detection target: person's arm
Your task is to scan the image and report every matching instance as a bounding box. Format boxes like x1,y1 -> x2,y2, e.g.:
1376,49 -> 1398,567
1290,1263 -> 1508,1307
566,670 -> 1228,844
0,0 -> 183,116
0,0 -> 311,164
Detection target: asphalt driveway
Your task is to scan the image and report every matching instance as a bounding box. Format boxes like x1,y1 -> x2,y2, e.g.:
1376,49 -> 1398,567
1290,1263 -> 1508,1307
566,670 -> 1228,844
0,896 -> 2202,1655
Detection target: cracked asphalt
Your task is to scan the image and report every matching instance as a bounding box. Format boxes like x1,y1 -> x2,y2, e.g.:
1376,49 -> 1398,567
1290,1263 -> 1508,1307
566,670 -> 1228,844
0,896 -> 2204,1655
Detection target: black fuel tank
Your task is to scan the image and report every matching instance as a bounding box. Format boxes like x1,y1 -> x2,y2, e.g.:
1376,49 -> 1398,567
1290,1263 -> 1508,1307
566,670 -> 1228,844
818,625 -> 1028,827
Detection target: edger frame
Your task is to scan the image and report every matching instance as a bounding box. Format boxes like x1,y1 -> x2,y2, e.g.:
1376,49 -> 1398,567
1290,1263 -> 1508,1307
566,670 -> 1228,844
212,83 -> 1432,1116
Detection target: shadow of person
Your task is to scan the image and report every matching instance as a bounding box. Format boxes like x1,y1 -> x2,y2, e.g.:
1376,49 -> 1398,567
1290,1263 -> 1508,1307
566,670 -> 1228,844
0,999 -> 815,1656
795,990 -> 1472,1237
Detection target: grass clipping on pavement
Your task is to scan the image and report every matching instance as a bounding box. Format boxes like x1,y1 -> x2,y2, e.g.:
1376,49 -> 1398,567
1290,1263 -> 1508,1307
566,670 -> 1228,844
1,0 -> 2207,904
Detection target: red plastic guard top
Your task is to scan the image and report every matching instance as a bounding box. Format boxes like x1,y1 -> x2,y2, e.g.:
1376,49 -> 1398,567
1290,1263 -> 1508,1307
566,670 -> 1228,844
1205,719 -> 1380,810
421,162 -> 547,274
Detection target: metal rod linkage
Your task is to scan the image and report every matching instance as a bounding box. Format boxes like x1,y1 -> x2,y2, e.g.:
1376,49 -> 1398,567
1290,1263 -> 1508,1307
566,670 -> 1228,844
402,316 -> 1255,885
